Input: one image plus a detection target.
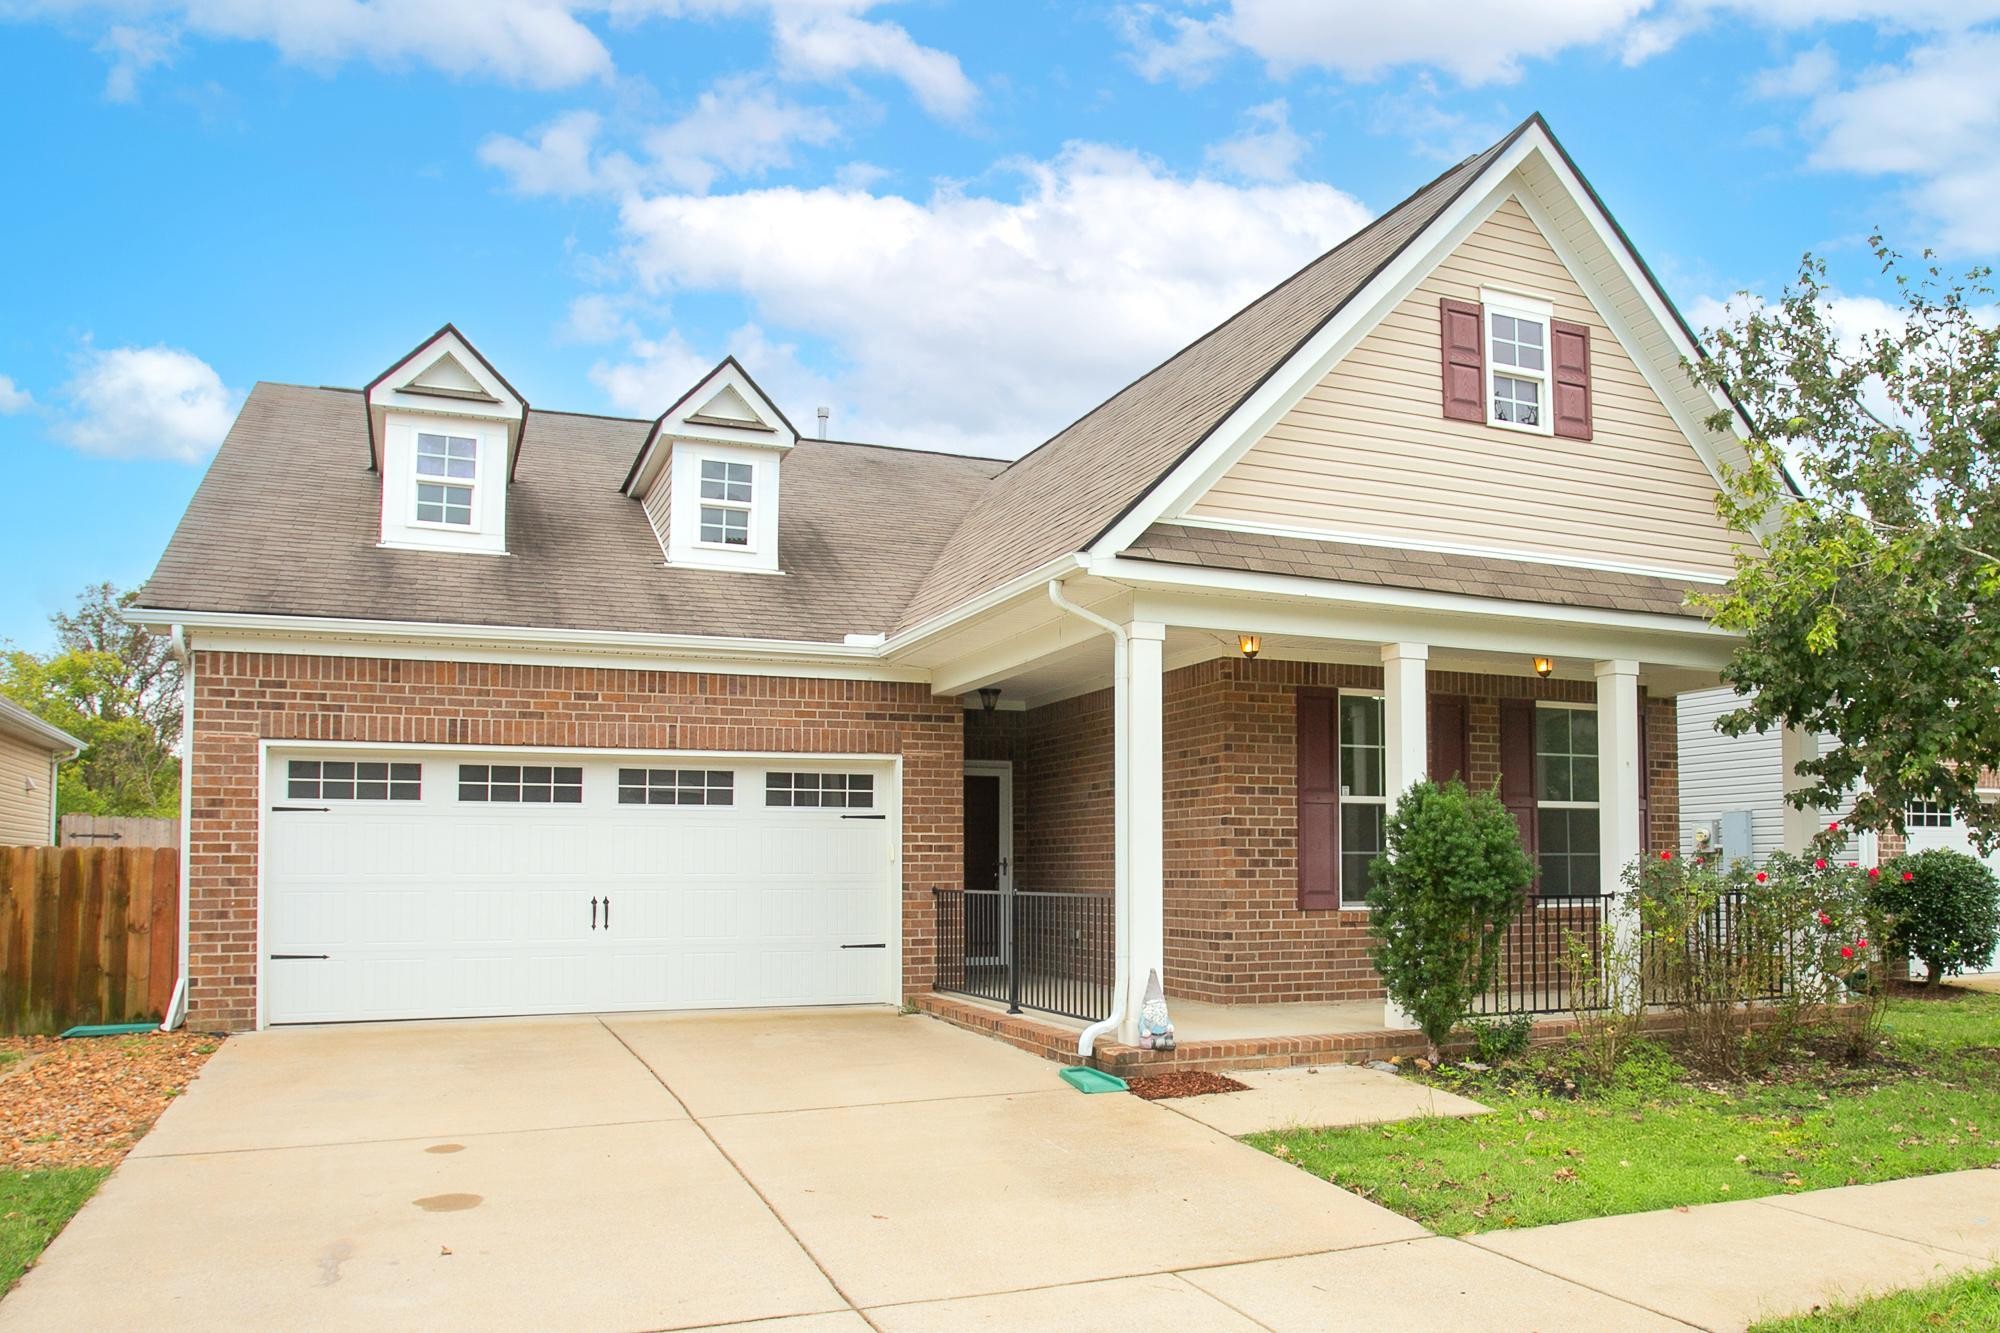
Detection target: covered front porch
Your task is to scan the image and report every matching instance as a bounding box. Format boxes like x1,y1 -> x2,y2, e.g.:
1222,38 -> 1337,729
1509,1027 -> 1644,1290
904,555 -> 1755,1056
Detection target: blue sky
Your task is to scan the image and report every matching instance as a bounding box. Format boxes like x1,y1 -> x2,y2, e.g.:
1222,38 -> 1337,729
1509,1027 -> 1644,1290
3,0 -> 1998,651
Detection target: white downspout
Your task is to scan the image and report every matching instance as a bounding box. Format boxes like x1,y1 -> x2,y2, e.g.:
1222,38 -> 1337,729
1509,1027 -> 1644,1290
162,625 -> 192,1032
1046,577 -> 1129,1058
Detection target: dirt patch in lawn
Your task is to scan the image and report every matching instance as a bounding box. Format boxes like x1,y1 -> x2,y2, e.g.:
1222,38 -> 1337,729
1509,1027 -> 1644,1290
0,1032 -> 221,1170
1128,1070 -> 1250,1100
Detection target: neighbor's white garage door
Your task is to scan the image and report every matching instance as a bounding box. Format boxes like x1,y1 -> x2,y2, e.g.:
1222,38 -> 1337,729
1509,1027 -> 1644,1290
262,750 -> 897,1024
1905,801 -> 2000,976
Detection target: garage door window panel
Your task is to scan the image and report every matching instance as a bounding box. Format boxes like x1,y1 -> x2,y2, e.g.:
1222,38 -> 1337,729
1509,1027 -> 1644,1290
766,772 -> 875,809
618,768 -> 735,806
458,764 -> 583,803
288,759 -> 421,801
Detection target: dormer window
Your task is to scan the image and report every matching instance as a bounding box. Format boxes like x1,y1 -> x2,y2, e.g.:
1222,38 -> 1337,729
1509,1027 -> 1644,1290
415,432 -> 478,526
698,459 -> 754,547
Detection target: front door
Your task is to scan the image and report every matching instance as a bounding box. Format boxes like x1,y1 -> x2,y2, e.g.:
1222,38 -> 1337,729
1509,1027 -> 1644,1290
961,764 -> 1012,966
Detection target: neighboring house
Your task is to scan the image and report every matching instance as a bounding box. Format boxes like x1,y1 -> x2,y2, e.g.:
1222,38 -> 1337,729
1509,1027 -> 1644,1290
1678,686 -> 1874,867
0,697 -> 83,846
132,114 -> 1766,1040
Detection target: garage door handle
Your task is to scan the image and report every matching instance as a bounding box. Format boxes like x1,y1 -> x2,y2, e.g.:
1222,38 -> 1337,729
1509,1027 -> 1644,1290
603,896 -> 611,930
591,897 -> 598,930
841,943 -> 886,949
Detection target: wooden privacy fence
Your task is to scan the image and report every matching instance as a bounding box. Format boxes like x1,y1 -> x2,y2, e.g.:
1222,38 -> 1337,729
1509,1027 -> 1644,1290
0,846 -> 179,1035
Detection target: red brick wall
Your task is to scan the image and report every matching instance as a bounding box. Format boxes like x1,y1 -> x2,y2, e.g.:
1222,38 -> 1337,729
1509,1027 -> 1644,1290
1010,659 -> 1683,1006
186,649 -> 963,1031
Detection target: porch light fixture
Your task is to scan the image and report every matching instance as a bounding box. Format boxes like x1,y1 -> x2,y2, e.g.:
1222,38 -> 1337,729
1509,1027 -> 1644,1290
1532,655 -> 1556,679
1238,634 -> 1261,659
977,686 -> 1002,713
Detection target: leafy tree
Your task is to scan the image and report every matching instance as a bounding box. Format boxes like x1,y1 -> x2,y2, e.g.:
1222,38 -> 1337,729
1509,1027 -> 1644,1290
0,584 -> 182,818
1689,240 -> 2000,847
1367,779 -> 1534,1060
1876,849 -> 2000,987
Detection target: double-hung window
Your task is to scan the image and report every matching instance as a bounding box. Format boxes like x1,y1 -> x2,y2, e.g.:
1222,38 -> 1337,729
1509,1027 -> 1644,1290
1535,704 -> 1600,895
414,432 -> 477,526
1486,302 -> 1550,432
1338,693 -> 1387,907
1906,801 -> 1954,828
698,459 -> 753,547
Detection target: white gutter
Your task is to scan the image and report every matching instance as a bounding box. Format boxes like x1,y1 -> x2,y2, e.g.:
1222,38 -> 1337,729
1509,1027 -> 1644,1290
1046,575 -> 1129,1058
162,624 -> 192,1032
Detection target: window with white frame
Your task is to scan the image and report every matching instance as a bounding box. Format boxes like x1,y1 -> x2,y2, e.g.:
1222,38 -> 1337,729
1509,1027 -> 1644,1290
698,458 -> 753,547
1487,304 -> 1549,431
618,768 -> 734,806
1338,693 -> 1386,907
287,759 -> 420,801
414,432 -> 477,526
766,771 -> 875,809
1535,704 -> 1599,895
1907,801 -> 1954,828
457,764 -> 583,804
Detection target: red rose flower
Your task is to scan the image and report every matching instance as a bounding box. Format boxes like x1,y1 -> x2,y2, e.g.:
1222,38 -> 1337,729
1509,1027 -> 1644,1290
1841,946 -> 1855,959
1903,871 -> 1916,882
1755,872 -> 1769,883
1868,867 -> 1881,879
1660,850 -> 1672,860
1858,937 -> 1869,949
1814,859 -> 1828,870
1829,821 -> 1841,833
1818,912 -> 1832,926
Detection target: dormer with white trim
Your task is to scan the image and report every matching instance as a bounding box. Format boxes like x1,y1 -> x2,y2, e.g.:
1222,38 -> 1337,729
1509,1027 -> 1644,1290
620,358 -> 796,575
365,325 -> 528,556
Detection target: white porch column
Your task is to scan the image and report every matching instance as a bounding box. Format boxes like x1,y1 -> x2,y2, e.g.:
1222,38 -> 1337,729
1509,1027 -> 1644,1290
1780,726 -> 1821,854
1381,643 -> 1429,800
1595,660 -> 1643,885
1121,621 -> 1167,1045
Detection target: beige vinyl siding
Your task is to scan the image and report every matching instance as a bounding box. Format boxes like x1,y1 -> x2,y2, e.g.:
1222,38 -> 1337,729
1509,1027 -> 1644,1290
0,735 -> 56,846
641,462 -> 672,554
1186,195 -> 1747,578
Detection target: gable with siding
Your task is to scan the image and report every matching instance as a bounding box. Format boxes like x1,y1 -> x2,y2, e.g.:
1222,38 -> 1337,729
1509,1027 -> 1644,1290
1182,194 -> 1747,580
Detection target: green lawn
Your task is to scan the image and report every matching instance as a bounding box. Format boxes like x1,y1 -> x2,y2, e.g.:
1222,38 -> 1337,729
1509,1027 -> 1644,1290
1751,1265 -> 2000,1330
0,1168 -> 106,1289
1253,991 -> 2000,1235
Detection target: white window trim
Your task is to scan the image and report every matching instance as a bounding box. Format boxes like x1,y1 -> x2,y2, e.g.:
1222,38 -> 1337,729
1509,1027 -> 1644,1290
1482,293 -> 1555,438
697,459 -> 757,553
1534,700 -> 1600,899
412,431 -> 480,530
1338,688 -> 1386,912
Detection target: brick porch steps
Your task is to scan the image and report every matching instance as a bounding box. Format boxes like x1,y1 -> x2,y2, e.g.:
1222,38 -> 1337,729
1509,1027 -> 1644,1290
914,992 -> 1739,1078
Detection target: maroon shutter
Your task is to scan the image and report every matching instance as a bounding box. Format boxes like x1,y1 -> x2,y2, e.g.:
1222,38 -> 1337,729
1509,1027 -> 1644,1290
1552,318 -> 1592,440
1499,698 -> 1539,885
1297,693 -> 1340,911
1636,690 -> 1651,855
1440,298 -> 1484,421
1428,694 -> 1469,784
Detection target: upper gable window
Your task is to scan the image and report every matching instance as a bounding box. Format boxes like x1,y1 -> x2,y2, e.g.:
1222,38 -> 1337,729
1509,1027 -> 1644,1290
414,432 -> 477,526
1487,309 -> 1547,430
698,459 -> 754,547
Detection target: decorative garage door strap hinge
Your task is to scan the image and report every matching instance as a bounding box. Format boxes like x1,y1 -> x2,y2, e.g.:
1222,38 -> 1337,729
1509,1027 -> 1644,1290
269,953 -> 330,961
840,943 -> 887,949
840,813 -> 887,820
270,805 -> 331,813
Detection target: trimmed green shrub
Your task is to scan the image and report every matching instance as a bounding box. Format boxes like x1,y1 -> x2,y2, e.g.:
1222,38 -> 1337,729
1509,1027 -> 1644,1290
1368,779 -> 1535,1060
1463,1013 -> 1534,1064
1876,848 -> 2000,986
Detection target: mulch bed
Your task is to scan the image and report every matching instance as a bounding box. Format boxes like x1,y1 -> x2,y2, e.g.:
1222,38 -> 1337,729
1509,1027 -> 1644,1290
0,1032 -> 222,1170
1128,1070 -> 1250,1100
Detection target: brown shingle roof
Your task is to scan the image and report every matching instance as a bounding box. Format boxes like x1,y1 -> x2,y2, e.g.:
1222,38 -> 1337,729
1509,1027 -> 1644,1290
892,127 -> 1528,634
136,383 -> 1004,642
1121,523 -> 1709,619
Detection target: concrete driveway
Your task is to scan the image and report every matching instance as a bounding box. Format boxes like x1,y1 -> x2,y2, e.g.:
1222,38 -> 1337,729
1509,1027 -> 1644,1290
0,1009 -> 1666,1331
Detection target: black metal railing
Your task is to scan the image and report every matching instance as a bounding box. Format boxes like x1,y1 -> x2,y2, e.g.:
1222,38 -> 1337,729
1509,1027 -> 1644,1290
932,888 -> 1114,1022
1472,892 -> 1610,1016
1473,888 -> 1787,1016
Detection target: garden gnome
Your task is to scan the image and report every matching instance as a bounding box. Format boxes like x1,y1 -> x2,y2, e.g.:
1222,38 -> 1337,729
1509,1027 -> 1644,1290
1137,969 -> 1176,1051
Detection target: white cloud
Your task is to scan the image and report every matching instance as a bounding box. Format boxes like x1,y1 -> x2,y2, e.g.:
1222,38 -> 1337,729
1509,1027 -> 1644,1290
57,344 -> 239,462
561,293 -> 640,344
1117,0 -> 2000,86
1773,31 -> 2000,251
95,23 -> 177,101
481,79 -> 839,197
0,375 -> 33,414
595,143 -> 1373,455
770,8 -> 975,119
1751,43 -> 1837,98
1204,98 -> 1307,182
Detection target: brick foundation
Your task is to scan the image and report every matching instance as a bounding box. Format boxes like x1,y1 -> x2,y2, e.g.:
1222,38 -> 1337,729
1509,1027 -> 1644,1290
186,649 -> 963,1031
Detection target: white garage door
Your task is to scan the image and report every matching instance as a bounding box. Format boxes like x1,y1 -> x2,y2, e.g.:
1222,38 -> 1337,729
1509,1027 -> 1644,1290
1905,801 -> 2000,975
263,750 -> 898,1024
